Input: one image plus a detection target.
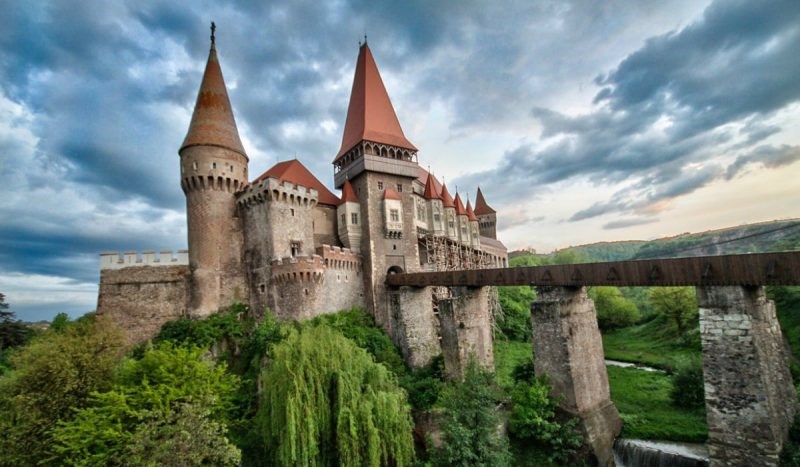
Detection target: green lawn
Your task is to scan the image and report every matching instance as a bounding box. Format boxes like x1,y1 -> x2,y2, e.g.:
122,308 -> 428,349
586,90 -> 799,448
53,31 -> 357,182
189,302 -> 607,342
493,339 -> 708,442
601,317 -> 701,370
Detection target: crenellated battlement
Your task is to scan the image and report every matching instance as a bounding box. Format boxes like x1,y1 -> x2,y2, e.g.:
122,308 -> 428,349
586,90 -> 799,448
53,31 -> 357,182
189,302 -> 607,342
181,174 -> 246,194
236,177 -> 319,209
317,244 -> 361,271
270,255 -> 325,284
100,250 -> 189,270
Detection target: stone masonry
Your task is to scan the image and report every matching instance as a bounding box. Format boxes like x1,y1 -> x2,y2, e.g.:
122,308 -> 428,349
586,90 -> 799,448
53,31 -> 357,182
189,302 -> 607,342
697,285 -> 797,467
531,286 -> 621,467
438,286 -> 495,379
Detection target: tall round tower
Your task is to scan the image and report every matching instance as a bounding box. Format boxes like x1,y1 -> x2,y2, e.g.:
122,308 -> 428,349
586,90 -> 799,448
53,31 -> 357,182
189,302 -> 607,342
179,23 -> 248,316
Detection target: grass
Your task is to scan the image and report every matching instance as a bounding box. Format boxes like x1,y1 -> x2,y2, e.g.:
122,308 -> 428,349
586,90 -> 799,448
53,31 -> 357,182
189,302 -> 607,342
493,339 -> 708,443
602,316 -> 701,370
608,365 -> 707,442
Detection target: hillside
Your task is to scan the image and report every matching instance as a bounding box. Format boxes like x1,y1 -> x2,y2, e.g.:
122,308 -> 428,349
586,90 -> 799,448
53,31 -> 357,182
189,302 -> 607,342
510,218 -> 800,263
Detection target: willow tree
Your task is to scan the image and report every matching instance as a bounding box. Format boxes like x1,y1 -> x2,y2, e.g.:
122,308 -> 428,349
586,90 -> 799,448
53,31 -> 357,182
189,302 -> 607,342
258,325 -> 414,466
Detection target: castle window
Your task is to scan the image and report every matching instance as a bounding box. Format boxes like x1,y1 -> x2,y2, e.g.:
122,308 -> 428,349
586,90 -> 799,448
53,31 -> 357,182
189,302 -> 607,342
396,183 -> 402,193
192,161 -> 197,171
259,284 -> 266,294
377,181 -> 384,190
290,208 -> 295,216
351,213 -> 358,225
291,241 -> 301,257
341,214 -> 346,225
390,209 -> 399,222
212,162 -> 217,169
417,204 -> 425,220
434,213 -> 441,223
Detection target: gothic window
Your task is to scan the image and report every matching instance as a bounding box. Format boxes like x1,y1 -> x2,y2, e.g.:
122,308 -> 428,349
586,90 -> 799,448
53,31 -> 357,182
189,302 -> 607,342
434,213 -> 441,223
390,209 -> 400,222
351,213 -> 358,225
377,181 -> 384,190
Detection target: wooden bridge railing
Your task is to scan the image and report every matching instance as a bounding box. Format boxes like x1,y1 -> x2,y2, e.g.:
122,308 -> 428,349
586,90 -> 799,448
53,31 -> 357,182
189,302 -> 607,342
386,251 -> 800,287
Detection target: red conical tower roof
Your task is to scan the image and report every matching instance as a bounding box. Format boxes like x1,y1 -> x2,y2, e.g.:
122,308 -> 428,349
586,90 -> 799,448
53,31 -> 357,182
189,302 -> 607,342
454,193 -> 466,215
474,187 -> 496,215
423,173 -> 440,200
440,183 -> 455,208
466,201 -> 478,221
339,179 -> 358,204
334,43 -> 417,161
181,28 -> 247,158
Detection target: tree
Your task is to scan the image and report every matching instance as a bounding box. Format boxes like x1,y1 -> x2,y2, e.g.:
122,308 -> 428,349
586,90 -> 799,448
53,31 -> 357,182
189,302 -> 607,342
0,316 -> 127,465
257,325 -> 415,466
435,359 -> 511,467
497,285 -> 536,341
52,342 -> 239,465
649,287 -> 698,335
0,293 -> 30,350
589,287 -> 641,330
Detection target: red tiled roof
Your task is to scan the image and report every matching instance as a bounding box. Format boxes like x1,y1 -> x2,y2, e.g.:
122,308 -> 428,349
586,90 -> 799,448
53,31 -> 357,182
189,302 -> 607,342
474,187 -> 496,215
466,201 -> 478,221
440,183 -> 455,208
423,173 -> 440,200
339,179 -> 358,204
454,193 -> 467,215
416,166 -> 443,194
180,43 -> 247,158
334,43 -> 417,161
383,187 -> 401,200
252,159 -> 340,206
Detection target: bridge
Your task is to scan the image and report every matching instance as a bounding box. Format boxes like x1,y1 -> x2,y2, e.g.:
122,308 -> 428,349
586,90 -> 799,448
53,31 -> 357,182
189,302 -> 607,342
388,251 -> 800,467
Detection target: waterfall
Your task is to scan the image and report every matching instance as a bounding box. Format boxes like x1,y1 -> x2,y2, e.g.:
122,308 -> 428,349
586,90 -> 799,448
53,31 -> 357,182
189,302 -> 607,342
613,438 -> 709,467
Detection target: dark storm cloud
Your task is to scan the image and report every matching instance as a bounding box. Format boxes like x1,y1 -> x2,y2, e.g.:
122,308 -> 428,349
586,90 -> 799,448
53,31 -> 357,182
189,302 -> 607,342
456,0 -> 800,222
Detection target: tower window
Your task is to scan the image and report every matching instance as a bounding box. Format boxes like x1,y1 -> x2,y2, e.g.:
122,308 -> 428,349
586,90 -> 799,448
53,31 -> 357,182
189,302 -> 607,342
341,213 -> 346,225
351,213 -> 358,225
291,241 -> 301,257
192,161 -> 198,171
377,181 -> 384,190
212,162 -> 217,169
390,209 -> 399,222
396,183 -> 402,193
290,208 -> 295,216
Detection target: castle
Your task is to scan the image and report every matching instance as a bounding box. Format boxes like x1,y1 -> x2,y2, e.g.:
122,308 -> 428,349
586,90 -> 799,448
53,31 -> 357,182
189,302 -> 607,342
97,28 -> 507,366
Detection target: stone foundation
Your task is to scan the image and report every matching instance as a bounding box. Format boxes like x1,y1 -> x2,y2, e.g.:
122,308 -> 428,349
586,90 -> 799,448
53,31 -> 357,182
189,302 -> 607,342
389,286 -> 440,368
438,286 -> 494,379
697,285 -> 797,467
531,286 -> 621,467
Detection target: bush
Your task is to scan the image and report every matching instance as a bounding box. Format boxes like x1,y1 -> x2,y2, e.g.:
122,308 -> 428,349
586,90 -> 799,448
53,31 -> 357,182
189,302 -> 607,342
589,286 -> 641,330
497,286 -> 535,341
155,303 -> 248,348
434,359 -> 511,466
509,376 -> 583,465
649,287 -> 698,335
670,358 -> 705,408
511,359 -> 536,385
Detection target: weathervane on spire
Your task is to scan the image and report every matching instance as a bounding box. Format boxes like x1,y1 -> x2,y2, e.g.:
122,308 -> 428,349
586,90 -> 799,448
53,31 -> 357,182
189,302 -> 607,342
210,21 -> 216,45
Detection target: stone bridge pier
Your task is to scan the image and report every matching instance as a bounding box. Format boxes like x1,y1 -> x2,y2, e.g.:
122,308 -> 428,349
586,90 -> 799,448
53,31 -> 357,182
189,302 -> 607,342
531,286 -> 621,467
698,285 -> 797,467
438,286 -> 495,379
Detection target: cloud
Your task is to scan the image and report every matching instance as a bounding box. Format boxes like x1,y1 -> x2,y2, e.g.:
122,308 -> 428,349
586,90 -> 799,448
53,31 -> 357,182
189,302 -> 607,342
726,144 -> 800,179
603,218 -> 660,230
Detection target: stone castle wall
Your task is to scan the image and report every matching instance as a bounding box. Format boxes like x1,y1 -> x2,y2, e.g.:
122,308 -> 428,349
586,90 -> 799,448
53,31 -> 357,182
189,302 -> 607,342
97,261 -> 189,343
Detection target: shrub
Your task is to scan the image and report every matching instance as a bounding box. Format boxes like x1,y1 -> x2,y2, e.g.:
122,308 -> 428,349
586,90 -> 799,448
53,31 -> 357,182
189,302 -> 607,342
509,376 -> 583,465
649,287 -> 698,335
435,359 -> 511,466
589,286 -> 641,330
670,358 -> 705,408
497,286 -> 535,341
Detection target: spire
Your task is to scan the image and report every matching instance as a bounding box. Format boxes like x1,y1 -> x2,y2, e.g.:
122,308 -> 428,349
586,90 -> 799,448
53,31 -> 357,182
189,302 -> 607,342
466,200 -> 478,221
440,183 -> 455,208
454,193 -> 466,215
180,24 -> 247,158
339,179 -> 358,204
423,173 -> 440,200
334,43 -> 417,161
474,187 -> 496,215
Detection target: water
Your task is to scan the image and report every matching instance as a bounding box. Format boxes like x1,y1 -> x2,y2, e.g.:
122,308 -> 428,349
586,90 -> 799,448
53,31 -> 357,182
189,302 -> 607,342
613,438 -> 709,467
605,359 -> 664,373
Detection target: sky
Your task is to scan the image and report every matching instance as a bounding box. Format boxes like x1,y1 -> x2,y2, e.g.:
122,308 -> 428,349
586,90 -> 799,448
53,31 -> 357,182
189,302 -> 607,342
1,0 -> 799,321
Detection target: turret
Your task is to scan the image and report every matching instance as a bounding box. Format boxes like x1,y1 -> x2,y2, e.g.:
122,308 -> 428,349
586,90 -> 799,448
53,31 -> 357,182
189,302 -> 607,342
179,23 -> 248,316
423,173 -> 444,236
441,183 -> 457,241
454,193 -> 470,245
474,187 -> 497,239
337,179 -> 362,252
466,200 -> 480,250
